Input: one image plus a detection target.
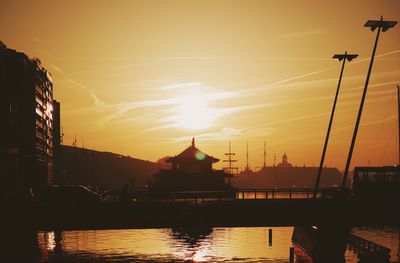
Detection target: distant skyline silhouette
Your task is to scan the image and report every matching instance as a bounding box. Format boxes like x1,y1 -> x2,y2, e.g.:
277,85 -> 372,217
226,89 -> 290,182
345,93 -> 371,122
1,0 -> 399,170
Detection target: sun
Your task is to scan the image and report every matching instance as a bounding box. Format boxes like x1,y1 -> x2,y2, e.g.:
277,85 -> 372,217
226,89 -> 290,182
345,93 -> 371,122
174,91 -> 217,130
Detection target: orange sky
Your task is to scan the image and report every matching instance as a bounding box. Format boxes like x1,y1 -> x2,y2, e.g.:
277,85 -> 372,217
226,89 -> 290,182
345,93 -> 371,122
1,0 -> 399,170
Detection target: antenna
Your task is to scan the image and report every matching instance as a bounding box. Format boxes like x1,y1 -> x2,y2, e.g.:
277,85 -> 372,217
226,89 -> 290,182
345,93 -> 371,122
273,154 -> 276,167
73,133 -> 77,147
263,139 -> 266,168
246,142 -> 248,170
223,141 -> 238,175
397,85 -> 400,166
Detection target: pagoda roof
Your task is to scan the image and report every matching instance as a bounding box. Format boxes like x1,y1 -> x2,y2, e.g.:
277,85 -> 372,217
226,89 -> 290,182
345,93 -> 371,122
166,138 -> 219,163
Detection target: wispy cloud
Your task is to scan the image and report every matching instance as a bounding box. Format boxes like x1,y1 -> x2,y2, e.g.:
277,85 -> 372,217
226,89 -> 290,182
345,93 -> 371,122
58,48 -> 399,143
242,49 -> 400,95
332,115 -> 396,135
46,62 -> 105,108
173,127 -> 243,143
49,63 -> 63,73
146,103 -> 269,133
159,82 -> 204,90
94,82 -> 246,128
278,29 -> 326,39
66,78 -> 105,107
236,69 -> 330,96
244,109 -> 353,132
158,56 -> 331,62
267,113 -> 396,147
352,49 -> 400,65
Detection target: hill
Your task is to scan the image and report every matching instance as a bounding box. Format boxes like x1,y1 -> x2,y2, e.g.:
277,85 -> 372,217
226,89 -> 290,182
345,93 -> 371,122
56,145 -> 160,190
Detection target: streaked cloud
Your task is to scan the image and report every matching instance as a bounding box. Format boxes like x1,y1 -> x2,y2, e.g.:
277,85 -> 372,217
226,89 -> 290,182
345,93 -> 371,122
278,29 -> 326,39
49,63 -> 63,73
174,128 -> 243,143
66,78 -> 105,107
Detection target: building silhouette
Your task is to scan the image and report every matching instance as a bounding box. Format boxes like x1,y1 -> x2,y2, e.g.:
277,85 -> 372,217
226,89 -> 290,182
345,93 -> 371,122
52,100 -> 61,185
276,153 -> 293,168
0,41 -> 58,202
234,153 -> 341,189
149,138 -> 232,191
168,138 -> 218,173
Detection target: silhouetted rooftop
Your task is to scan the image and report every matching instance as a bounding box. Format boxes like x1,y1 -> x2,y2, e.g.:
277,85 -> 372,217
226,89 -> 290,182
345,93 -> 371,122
166,138 -> 219,164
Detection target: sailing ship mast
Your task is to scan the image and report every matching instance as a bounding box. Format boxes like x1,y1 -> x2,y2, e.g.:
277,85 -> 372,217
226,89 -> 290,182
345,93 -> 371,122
397,85 -> 400,166
223,141 -> 238,175
246,142 -> 249,171
263,139 -> 266,169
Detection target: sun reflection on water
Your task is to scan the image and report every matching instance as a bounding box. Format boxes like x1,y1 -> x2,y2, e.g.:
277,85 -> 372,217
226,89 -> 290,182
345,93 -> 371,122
45,231 -> 55,251
33,227 -> 396,262
191,248 -> 210,262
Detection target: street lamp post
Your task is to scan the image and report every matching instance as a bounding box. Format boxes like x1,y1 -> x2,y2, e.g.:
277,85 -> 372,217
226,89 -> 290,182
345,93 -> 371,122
341,16 -> 397,191
313,52 -> 358,198
397,85 -> 400,166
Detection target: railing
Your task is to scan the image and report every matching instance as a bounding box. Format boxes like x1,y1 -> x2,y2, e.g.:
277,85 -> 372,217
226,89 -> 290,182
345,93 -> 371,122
132,188 -> 323,203
236,188 -> 322,199
133,190 -> 236,202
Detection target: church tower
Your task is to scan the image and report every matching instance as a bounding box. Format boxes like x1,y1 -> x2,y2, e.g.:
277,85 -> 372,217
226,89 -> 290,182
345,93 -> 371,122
282,153 -> 288,166
277,152 -> 292,168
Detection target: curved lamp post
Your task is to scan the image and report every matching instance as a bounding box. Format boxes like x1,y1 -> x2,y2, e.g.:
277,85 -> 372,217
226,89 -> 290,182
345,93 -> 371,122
313,52 -> 358,198
341,16 -> 397,191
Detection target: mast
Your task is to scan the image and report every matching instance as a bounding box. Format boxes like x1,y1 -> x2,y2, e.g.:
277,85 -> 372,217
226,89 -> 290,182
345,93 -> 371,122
397,85 -> 400,166
263,139 -> 266,168
246,142 -> 249,171
223,141 -> 238,175
73,133 -> 77,147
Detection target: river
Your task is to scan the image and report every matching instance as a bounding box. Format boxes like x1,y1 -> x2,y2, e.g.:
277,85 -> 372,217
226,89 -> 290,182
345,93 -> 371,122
5,226 -> 392,262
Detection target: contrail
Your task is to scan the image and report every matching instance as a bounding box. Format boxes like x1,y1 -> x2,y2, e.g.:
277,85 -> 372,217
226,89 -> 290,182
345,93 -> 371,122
243,49 -> 400,94
352,49 -> 400,65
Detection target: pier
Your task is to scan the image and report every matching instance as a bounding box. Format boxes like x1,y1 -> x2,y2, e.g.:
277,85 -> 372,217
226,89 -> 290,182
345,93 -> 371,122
6,189 -> 396,231
348,233 -> 391,262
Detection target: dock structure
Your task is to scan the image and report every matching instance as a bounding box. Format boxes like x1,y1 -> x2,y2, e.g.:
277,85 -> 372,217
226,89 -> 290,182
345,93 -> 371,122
12,192 -> 398,231
348,233 -> 391,262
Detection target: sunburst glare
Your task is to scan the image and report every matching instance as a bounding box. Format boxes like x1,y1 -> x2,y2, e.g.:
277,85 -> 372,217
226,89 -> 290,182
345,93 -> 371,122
172,85 -> 218,130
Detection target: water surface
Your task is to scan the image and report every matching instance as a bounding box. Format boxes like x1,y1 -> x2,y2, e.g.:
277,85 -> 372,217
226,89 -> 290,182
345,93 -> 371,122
32,226 -> 399,262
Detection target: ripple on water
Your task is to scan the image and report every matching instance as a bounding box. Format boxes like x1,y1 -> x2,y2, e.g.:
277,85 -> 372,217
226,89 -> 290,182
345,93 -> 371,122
33,226 -> 399,262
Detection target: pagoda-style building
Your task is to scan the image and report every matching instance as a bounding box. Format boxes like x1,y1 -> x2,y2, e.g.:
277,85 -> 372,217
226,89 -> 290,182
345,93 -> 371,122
149,138 -> 233,192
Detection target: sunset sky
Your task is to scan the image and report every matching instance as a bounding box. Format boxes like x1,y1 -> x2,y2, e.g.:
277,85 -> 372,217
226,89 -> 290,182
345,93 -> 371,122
1,0 -> 399,171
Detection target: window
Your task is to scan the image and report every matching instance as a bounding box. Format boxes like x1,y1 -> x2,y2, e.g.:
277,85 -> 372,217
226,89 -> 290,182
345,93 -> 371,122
385,172 -> 398,182
368,172 -> 380,182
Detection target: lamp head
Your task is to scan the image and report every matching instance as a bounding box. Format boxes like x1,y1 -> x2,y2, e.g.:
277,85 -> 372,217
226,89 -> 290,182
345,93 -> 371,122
332,53 -> 358,62
364,16 -> 397,32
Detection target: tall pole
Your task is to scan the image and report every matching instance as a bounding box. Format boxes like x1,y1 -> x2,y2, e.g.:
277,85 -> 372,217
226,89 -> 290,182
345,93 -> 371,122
223,141 -> 237,175
341,27 -> 381,190
263,139 -> 266,169
397,85 -> 400,166
246,142 -> 249,171
313,52 -> 358,198
229,142 -> 232,172
341,16 -> 397,191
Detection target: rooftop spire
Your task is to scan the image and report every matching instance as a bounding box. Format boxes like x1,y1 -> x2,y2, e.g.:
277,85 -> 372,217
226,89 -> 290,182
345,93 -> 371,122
192,137 -> 195,147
